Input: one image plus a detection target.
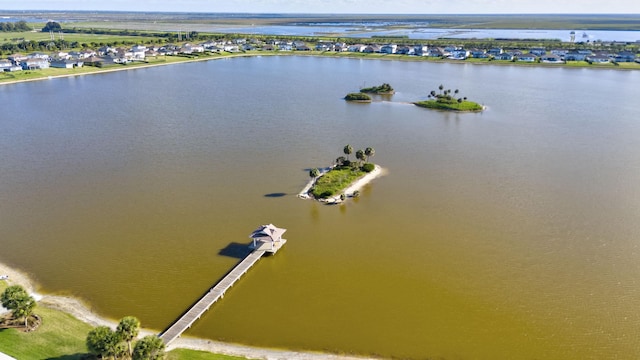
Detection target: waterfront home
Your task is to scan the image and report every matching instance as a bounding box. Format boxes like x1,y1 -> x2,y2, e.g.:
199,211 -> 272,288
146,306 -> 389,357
551,49 -> 569,56
541,54 -> 563,63
131,45 -> 147,59
316,42 -> 332,51
83,55 -> 104,66
495,53 -> 515,61
81,49 -> 97,58
145,49 -> 159,57
396,45 -> 414,55
614,51 -> 637,62
449,49 -> 469,60
233,38 -> 247,45
414,45 -> 429,56
380,44 -> 397,54
347,44 -> 366,52
444,45 -> 462,53
261,44 -> 275,51
565,51 -> 588,61
278,44 -> 292,51
0,59 -> 13,70
363,45 -> 381,53
427,47 -> 447,57
51,59 -> 84,69
20,58 -> 49,70
487,48 -> 503,56
517,54 -> 538,62
470,49 -> 488,58
586,55 -> 611,63
295,43 -> 311,51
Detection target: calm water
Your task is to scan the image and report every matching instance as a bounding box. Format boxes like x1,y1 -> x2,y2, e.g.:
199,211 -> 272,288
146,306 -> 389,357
1,57 -> 640,359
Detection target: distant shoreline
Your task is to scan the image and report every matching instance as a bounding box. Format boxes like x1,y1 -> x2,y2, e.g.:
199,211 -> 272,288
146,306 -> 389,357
1,50 -> 638,87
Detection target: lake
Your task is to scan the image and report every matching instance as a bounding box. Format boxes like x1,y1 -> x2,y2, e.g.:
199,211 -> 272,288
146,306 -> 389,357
1,57 -> 639,359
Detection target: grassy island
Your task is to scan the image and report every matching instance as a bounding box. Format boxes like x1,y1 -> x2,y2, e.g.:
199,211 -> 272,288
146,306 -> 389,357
308,145 -> 377,200
414,84 -> 483,112
344,93 -> 372,102
360,83 -> 395,95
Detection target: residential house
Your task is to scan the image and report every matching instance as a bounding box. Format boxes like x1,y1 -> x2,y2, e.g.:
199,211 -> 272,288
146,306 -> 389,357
487,48 -> 503,56
396,46 -> 414,55
380,44 -> 397,54
131,45 -> 147,60
529,47 -> 546,56
541,54 -> 563,63
347,44 -> 366,52
27,52 -> 50,60
565,51 -> 588,61
295,43 -> 311,51
0,59 -> 13,70
243,44 -> 256,51
363,45 -> 381,53
550,49 -> 569,56
586,55 -> 610,63
81,49 -> 96,58
261,44 -> 275,51
427,47 -> 446,57
20,59 -> 49,70
334,43 -> 348,52
316,43 -> 332,51
614,51 -> 636,62
470,49 -> 488,58
51,59 -> 83,69
53,51 -> 70,60
223,44 -> 240,52
413,45 -> 429,56
495,53 -> 514,61
517,54 -> 537,62
449,49 -> 469,60
8,53 -> 28,63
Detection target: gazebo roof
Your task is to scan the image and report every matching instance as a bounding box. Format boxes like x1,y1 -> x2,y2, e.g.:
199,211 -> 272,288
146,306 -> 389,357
249,224 -> 286,242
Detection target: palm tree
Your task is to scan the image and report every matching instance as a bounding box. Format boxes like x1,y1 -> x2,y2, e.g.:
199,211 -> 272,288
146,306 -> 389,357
355,149 -> 365,165
454,89 -> 459,98
116,316 -> 140,358
365,147 -> 375,163
438,84 -> 444,94
430,90 -> 436,97
343,144 -> 353,161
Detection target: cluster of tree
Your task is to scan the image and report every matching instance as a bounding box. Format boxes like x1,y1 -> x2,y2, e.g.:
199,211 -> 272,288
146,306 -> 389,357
86,316 -> 165,360
0,285 -> 36,328
344,92 -> 371,102
339,144 -> 375,169
360,83 -> 394,94
0,20 -> 31,32
41,21 -> 62,32
427,84 -> 467,104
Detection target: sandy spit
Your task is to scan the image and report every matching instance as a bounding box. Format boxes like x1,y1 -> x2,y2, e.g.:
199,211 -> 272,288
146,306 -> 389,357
0,262 -> 379,360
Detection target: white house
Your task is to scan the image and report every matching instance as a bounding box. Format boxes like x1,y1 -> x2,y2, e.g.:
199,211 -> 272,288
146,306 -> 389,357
249,224 -> 287,253
21,59 -> 49,70
50,59 -> 83,69
380,44 -> 397,54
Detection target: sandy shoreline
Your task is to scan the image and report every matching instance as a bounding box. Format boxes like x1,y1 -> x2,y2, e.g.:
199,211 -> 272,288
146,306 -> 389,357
298,165 -> 386,203
0,262 -> 378,360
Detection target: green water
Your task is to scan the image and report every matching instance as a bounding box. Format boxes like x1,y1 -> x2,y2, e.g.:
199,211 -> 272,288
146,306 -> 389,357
1,57 -> 639,359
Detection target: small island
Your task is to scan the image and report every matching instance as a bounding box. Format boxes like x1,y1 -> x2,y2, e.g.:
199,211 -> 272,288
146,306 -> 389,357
299,145 -> 382,203
344,93 -> 372,102
414,84 -> 484,112
360,83 -> 395,95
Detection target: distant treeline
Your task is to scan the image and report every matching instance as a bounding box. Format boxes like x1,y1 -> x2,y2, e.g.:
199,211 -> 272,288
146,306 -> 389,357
0,20 -> 31,32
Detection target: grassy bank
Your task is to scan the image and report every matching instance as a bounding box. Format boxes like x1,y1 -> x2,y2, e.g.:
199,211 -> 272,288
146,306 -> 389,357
0,281 -> 246,360
414,99 -> 484,112
310,166 -> 367,199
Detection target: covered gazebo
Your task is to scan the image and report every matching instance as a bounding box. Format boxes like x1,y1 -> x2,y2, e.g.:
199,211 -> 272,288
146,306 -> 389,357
249,224 -> 287,253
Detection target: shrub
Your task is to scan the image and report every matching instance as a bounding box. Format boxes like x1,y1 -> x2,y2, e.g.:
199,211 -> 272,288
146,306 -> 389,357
362,163 -> 375,172
344,93 -> 372,102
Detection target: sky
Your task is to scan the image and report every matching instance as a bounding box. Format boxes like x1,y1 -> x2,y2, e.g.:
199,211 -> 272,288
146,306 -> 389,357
1,0 -> 639,14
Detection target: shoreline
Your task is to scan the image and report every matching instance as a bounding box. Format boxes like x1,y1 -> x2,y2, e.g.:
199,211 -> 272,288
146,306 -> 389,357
1,50 -> 637,87
0,262 -> 379,360
298,165 -> 385,203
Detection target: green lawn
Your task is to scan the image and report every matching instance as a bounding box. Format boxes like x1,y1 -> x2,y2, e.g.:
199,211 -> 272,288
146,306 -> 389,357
0,281 -> 246,360
0,30 -> 159,44
414,99 -> 484,112
310,166 -> 366,199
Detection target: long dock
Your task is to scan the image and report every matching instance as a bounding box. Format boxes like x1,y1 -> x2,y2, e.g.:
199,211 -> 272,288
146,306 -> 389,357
159,235 -> 286,345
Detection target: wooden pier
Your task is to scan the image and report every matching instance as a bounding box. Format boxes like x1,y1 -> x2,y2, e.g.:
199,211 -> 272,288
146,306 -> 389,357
159,224 -> 287,345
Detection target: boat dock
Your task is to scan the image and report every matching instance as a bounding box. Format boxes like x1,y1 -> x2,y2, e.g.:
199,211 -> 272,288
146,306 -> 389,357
159,224 -> 287,345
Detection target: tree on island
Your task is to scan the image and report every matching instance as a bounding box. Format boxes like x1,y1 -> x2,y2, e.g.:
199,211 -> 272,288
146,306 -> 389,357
360,83 -> 395,94
355,149 -> 366,165
309,168 -> 320,178
0,285 -> 36,328
365,147 -> 375,162
343,144 -> 353,161
418,84 -> 483,112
